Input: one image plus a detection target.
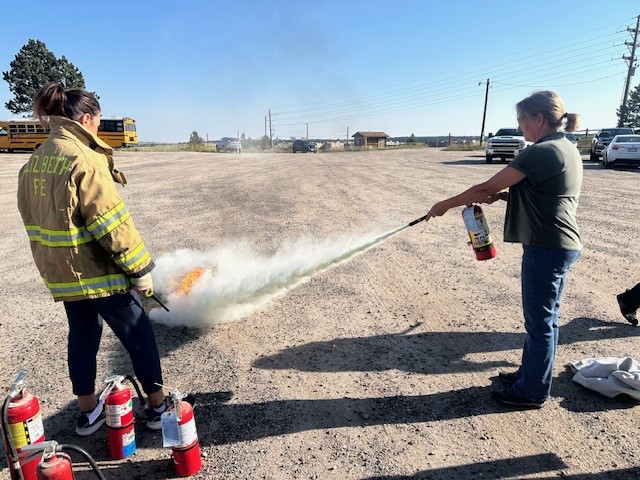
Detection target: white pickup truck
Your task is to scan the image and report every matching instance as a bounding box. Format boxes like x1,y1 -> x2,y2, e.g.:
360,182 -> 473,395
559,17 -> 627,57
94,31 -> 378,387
485,128 -> 532,163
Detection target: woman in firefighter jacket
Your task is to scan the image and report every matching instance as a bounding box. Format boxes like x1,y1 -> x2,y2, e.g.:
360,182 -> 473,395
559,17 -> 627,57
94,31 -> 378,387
17,83 -> 170,436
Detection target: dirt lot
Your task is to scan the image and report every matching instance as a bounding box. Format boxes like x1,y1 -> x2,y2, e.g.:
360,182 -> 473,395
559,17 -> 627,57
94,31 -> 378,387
1,148 -> 639,479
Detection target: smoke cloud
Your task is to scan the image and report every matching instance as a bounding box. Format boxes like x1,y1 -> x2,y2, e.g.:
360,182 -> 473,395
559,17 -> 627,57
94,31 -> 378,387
149,227 -> 405,328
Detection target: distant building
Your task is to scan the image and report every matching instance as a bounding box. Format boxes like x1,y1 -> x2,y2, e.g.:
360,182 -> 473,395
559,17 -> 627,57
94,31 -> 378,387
352,131 -> 389,148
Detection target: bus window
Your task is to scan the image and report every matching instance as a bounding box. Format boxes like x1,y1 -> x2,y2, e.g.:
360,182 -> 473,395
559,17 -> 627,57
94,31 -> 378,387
0,128 -> 7,136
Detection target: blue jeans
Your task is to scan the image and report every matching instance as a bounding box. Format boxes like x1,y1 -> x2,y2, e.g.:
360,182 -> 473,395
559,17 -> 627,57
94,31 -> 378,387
64,292 -> 163,397
512,245 -> 580,402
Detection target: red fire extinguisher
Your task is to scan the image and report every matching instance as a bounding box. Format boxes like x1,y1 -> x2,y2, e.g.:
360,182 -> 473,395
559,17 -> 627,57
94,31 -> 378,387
2,370 -> 45,480
162,390 -> 201,477
101,375 -> 136,460
22,440 -> 107,480
462,205 -> 497,261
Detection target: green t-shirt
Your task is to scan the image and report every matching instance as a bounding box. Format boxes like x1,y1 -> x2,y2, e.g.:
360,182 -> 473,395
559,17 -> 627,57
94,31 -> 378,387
504,132 -> 582,250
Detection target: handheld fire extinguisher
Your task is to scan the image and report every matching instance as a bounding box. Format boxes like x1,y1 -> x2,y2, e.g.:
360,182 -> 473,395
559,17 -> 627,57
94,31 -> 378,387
100,375 -> 136,460
161,389 -> 201,477
462,205 -> 497,261
21,440 -> 107,480
2,370 -> 45,480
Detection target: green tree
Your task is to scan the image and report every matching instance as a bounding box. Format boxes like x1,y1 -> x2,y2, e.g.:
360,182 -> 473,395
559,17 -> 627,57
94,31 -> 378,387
189,131 -> 203,144
618,83 -> 640,128
3,39 -> 87,115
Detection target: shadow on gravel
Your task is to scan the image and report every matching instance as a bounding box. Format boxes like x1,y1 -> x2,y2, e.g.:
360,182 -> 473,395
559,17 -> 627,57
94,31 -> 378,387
252,317 -> 639,375
197,386 -> 503,445
364,452 -> 640,480
191,376 -> 637,447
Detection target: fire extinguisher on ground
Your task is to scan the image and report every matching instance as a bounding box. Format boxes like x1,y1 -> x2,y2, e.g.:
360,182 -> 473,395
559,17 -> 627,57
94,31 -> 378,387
21,440 -> 107,480
161,389 -> 201,477
462,205 -> 497,261
101,375 -> 137,460
2,370 -> 45,480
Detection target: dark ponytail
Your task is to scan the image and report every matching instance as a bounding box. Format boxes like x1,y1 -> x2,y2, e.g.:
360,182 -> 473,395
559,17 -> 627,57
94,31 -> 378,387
33,82 -> 101,124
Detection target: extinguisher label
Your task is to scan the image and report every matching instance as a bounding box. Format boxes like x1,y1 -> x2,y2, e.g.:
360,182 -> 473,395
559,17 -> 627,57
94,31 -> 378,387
161,411 -> 181,447
8,413 -> 45,449
122,429 -> 137,458
107,400 -> 132,427
462,207 -> 492,247
178,417 -> 198,448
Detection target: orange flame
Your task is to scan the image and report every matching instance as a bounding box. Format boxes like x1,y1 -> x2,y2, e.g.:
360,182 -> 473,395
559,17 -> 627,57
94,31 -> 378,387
174,267 -> 204,296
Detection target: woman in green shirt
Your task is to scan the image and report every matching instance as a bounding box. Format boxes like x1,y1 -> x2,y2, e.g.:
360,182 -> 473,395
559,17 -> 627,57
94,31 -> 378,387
425,91 -> 582,408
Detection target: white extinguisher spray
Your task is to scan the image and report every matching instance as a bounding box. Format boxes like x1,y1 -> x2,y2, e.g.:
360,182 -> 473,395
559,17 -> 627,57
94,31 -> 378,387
161,389 -> 201,477
462,205 -> 497,261
101,375 -> 136,460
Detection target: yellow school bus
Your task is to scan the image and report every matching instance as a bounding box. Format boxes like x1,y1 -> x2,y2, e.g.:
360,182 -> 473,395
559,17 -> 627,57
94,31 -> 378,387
0,117 -> 138,152
98,117 -> 138,148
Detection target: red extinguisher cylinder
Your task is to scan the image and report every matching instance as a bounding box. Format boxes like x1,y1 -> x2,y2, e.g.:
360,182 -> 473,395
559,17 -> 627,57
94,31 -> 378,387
104,382 -> 136,460
462,205 -> 497,261
6,389 -> 45,480
35,452 -> 75,480
172,399 -> 201,477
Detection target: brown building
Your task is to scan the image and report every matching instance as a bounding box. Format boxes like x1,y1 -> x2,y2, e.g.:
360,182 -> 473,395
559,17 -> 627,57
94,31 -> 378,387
352,131 -> 389,148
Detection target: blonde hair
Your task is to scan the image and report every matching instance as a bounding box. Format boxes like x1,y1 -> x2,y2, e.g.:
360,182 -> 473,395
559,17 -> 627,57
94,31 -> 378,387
516,91 -> 580,132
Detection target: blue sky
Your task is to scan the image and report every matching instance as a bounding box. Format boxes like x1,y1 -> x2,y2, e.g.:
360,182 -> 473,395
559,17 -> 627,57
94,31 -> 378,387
1,1 -> 639,143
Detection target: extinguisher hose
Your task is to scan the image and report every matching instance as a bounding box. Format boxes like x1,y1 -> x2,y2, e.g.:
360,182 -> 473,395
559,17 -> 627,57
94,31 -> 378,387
1,395 -> 24,480
125,375 -> 148,409
58,444 -> 107,480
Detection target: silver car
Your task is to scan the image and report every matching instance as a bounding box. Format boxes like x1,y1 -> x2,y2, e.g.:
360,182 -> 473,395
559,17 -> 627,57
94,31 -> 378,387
602,134 -> 640,168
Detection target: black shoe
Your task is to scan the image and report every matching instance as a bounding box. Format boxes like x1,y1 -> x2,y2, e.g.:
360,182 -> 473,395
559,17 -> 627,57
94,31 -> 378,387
617,294 -> 638,326
75,405 -> 106,436
492,386 -> 545,409
146,394 -> 196,430
498,371 -> 520,384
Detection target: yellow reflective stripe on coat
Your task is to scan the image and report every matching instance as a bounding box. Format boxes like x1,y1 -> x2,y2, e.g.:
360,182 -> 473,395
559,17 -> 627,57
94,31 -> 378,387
45,274 -> 129,299
25,224 -> 94,247
86,201 -> 131,240
114,242 -> 151,272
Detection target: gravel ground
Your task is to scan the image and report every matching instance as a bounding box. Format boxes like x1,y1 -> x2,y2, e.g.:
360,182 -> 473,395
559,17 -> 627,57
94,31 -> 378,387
1,148 -> 639,479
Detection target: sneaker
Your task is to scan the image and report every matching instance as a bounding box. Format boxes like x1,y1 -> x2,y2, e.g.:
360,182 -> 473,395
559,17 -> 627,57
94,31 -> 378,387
498,371 -> 520,384
617,294 -> 638,326
492,386 -> 546,409
146,396 -> 171,430
75,405 -> 106,436
145,394 -> 196,430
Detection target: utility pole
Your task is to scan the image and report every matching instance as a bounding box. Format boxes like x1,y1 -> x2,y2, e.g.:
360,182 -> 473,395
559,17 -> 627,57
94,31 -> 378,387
268,109 -> 273,149
479,78 -> 490,146
619,15 -> 639,127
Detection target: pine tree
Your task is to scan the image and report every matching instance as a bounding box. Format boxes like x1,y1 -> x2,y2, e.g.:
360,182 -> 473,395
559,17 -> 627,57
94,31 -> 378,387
619,83 -> 640,128
2,39 -> 86,115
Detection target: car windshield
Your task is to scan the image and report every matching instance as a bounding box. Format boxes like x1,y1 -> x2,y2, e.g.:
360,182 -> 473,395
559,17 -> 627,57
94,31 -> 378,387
495,129 -> 522,136
601,129 -> 633,137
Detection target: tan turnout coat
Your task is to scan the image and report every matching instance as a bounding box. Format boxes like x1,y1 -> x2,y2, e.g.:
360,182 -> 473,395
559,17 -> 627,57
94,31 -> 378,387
17,116 -> 153,302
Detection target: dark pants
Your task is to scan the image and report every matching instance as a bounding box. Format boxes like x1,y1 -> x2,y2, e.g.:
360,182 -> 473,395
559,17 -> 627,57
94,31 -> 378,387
618,282 -> 640,311
64,292 -> 163,396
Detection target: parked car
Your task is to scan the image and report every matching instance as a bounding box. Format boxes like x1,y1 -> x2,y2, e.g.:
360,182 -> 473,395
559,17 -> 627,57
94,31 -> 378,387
292,139 -> 317,153
602,134 -> 640,168
590,127 -> 634,161
217,137 -> 241,153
